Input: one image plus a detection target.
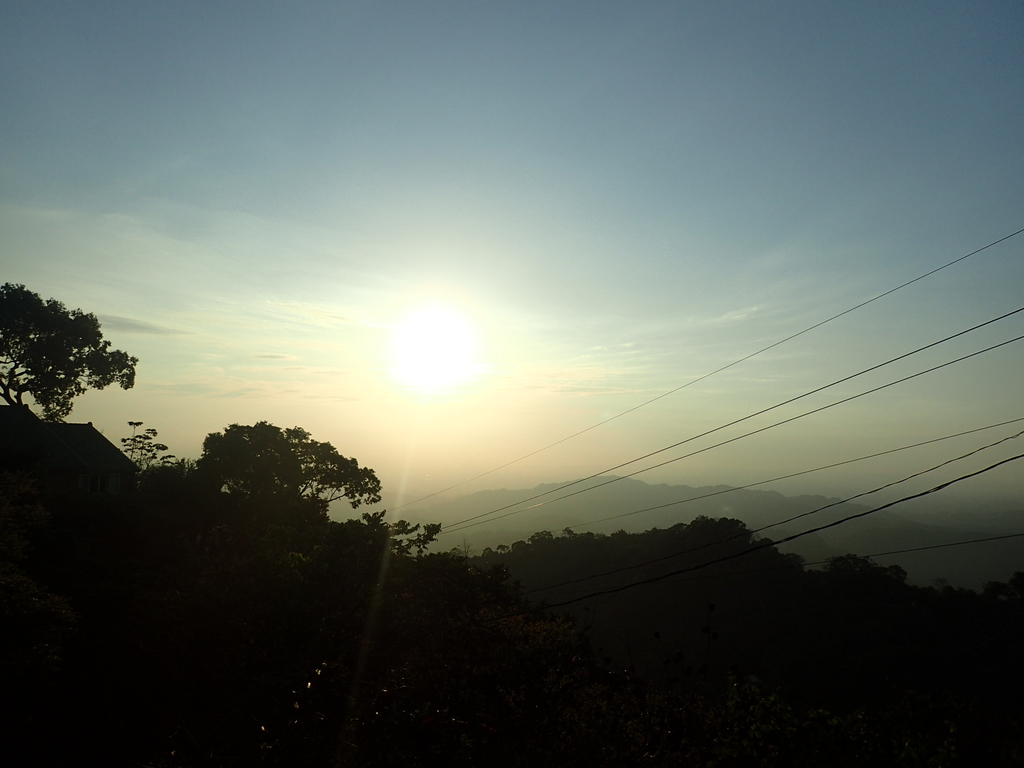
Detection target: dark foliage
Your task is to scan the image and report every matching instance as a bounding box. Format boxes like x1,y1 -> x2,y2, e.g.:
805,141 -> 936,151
195,421 -> 382,515
4,441 -> 1024,766
0,284 -> 137,420
121,421 -> 175,470
0,472 -> 76,687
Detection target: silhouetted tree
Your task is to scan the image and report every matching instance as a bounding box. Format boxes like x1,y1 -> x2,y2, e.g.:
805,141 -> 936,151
120,421 -> 175,470
195,422 -> 381,513
10,436 -> 1024,766
0,283 -> 138,420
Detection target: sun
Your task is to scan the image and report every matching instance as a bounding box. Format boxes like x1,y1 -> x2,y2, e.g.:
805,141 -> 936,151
390,304 -> 479,390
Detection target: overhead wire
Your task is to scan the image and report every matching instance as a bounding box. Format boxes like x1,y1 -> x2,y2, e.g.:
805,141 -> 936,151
444,456 -> 1024,635
521,424 -> 1024,595
395,226 -> 1024,512
537,531 -> 1024,598
389,526 -> 1024,647
442,315 -> 1024,534
856,532 -> 1024,564
534,452 -> 1024,611
562,416 -> 1024,532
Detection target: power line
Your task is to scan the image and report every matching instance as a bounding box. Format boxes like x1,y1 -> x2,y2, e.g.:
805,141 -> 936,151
395,226 -> 1024,511
563,416 -> 1024,532
400,528 -> 1024,653
443,307 -> 1024,532
853,532 -> 1024,563
443,321 -> 1024,534
751,430 -> 1023,536
538,532 -> 1024,597
463,461 -> 1024,630
536,452 -> 1024,610
522,426 -> 1024,595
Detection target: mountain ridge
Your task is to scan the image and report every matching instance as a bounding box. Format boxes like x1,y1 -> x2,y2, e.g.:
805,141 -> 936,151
394,476 -> 1024,588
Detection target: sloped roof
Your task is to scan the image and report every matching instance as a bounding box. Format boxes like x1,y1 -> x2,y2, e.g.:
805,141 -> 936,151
0,405 -> 137,474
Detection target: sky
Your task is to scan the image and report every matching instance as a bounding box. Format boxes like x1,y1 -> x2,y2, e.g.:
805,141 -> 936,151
2,1 -> 1023,518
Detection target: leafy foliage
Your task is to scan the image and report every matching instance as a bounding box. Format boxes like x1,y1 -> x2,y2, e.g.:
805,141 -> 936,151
0,472 -> 76,689
480,520 -> 1024,713
120,421 -> 175,470
195,422 -> 381,513
6,428 -> 1024,766
0,283 -> 137,420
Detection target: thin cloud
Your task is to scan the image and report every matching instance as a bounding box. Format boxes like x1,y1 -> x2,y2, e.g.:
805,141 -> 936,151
99,315 -> 187,335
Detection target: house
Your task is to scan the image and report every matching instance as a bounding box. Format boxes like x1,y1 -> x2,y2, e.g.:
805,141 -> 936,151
0,404 -> 137,494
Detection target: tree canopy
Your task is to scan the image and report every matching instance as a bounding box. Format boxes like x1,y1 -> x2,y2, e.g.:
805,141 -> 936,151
0,283 -> 138,421
195,421 -> 382,512
8,472 -> 1024,766
120,421 -> 175,470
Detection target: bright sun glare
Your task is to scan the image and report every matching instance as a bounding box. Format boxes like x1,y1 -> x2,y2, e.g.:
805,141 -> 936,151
390,305 -> 479,390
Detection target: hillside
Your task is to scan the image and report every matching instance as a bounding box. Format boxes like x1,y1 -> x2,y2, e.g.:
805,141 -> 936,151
403,477 -> 1024,588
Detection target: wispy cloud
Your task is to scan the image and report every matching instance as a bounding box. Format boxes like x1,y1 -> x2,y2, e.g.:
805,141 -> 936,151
697,306 -> 763,325
99,315 -> 188,335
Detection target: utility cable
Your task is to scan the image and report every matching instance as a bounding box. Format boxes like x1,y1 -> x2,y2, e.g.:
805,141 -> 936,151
456,457 -> 1024,631
442,319 -> 1024,534
393,528 -> 1024,649
419,521 -> 1024,648
564,416 -> 1024,532
538,531 -> 1024,597
443,307 -> 1024,532
522,426 -> 1024,594
536,452 -> 1024,610
396,226 -> 1024,512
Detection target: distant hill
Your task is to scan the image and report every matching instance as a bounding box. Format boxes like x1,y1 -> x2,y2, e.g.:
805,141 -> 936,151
400,477 -> 1024,589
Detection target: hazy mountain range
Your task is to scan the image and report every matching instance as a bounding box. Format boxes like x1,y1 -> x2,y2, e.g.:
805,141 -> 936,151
396,477 -> 1024,589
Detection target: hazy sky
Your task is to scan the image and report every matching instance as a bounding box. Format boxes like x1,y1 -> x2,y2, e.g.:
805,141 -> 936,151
3,1 -> 1023,515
